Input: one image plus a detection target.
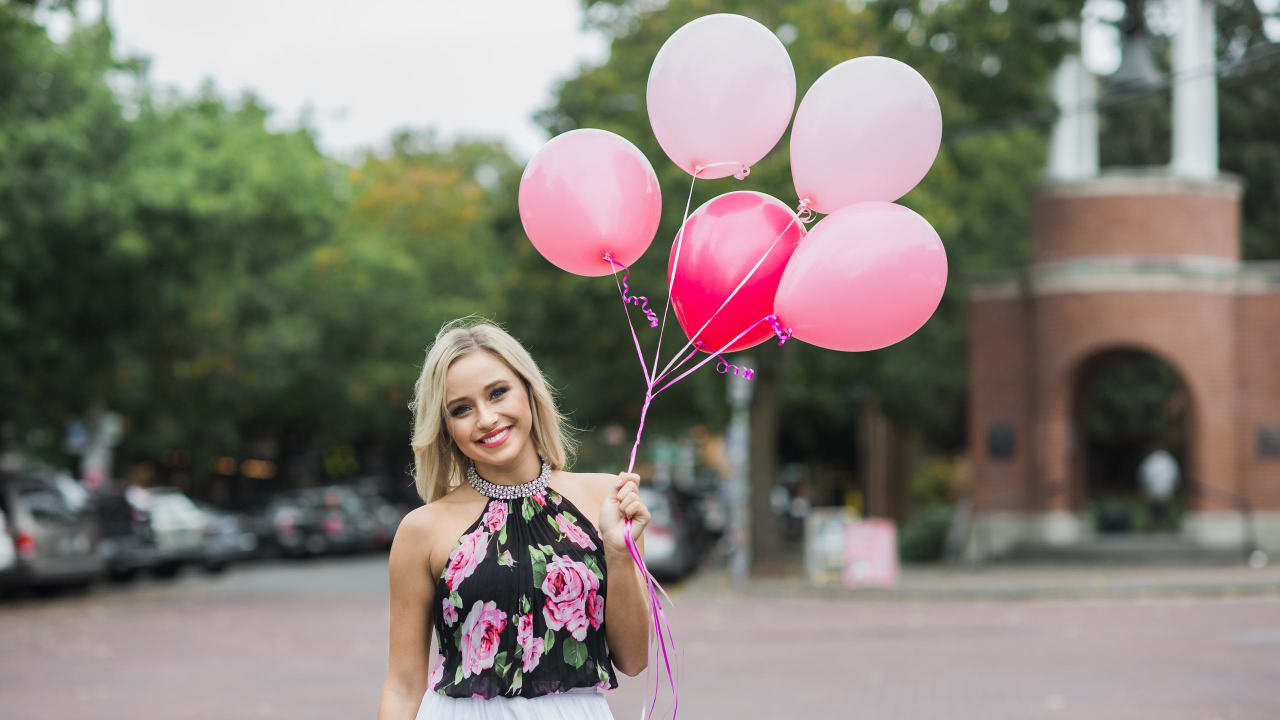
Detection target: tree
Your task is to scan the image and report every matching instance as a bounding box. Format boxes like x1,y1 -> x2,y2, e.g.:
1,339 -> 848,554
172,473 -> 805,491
0,8 -> 135,454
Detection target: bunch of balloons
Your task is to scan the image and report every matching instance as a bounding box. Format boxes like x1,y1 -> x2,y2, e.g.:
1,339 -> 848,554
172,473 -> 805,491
517,15 -> 947,718
519,13 -> 946,381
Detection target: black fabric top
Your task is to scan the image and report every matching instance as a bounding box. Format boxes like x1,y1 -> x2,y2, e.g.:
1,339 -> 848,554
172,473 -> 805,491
428,487 -> 619,699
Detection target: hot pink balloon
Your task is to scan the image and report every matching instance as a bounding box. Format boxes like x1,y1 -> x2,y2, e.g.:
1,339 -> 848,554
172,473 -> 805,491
791,57 -> 942,213
647,14 -> 796,180
774,202 -> 947,352
518,129 -> 662,277
669,191 -> 805,354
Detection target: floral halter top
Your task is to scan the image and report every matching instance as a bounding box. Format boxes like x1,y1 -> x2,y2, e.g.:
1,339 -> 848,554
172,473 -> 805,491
429,483 -> 619,699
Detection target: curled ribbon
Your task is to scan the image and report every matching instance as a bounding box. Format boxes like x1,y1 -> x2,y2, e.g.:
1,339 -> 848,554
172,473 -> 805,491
766,314 -> 792,346
606,253 -> 659,328
696,342 -> 756,380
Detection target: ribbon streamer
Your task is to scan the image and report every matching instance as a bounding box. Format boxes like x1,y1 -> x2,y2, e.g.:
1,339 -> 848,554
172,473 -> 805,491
607,254 -> 659,328
624,516 -> 679,720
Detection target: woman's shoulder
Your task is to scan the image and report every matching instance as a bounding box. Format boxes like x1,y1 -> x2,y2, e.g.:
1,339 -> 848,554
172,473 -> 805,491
555,470 -> 620,503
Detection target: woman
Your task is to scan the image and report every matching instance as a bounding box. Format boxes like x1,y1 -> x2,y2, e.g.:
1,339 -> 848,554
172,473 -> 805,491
377,319 -> 652,720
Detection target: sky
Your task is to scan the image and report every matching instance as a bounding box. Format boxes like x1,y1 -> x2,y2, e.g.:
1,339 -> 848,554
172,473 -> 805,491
95,0 -> 610,161
44,1 -> 1278,163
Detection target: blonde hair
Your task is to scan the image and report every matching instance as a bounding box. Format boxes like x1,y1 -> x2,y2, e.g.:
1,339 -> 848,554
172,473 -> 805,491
409,317 -> 574,503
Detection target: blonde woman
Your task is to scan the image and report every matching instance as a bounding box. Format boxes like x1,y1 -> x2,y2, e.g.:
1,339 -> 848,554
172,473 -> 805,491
377,319 -> 652,720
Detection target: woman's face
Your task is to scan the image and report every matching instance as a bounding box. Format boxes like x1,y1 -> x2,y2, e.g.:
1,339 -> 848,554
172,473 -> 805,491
443,350 -> 535,469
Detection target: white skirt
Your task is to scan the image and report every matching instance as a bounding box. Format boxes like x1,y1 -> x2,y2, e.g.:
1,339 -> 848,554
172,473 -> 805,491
415,687 -> 614,720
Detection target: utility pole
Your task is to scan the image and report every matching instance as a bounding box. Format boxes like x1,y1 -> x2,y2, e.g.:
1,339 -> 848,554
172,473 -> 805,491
726,356 -> 753,586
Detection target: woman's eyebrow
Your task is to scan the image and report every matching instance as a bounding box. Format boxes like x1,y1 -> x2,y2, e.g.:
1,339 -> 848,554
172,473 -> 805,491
446,379 -> 508,406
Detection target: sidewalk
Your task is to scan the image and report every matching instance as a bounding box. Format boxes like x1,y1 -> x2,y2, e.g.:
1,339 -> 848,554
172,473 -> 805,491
673,558 -> 1280,601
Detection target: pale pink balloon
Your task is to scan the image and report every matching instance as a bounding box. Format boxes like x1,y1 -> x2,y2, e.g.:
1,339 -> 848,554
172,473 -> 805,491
774,202 -> 947,352
518,129 -> 662,277
668,192 -> 805,354
791,57 -> 942,213
647,13 -> 796,180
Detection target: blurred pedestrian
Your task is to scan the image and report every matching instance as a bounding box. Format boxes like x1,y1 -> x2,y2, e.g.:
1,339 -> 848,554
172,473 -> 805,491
377,318 -> 652,720
1138,448 -> 1179,531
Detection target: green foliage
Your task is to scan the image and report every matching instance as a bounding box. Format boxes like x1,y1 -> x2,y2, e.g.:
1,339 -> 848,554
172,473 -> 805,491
898,504 -> 953,562
0,11 -> 133,445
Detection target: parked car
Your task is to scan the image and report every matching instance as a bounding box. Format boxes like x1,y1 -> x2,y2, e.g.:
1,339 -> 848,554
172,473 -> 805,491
89,487 -> 158,582
265,485 -> 373,558
637,484 -> 701,581
0,467 -> 103,591
138,487 -> 209,578
194,501 -> 260,572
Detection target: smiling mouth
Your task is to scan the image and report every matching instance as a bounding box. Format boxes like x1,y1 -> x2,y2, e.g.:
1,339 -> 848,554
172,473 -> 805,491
477,426 -> 512,447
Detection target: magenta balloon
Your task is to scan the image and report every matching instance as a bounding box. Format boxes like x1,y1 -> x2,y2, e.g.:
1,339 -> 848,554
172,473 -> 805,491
668,191 -> 805,354
791,57 -> 942,213
647,13 -> 796,179
518,129 -> 662,277
774,202 -> 947,352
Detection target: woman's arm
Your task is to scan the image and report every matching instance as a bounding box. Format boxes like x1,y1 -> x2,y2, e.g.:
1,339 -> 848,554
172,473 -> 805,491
377,506 -> 435,720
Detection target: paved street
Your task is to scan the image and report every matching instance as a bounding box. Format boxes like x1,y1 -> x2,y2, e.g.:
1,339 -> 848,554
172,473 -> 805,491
2,556 -> 1278,719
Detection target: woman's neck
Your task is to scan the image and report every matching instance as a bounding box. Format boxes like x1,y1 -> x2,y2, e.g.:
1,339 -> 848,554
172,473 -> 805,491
472,448 -> 542,487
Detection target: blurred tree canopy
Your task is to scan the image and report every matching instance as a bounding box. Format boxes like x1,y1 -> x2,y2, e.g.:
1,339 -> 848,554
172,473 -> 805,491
1,0 -> 1276,511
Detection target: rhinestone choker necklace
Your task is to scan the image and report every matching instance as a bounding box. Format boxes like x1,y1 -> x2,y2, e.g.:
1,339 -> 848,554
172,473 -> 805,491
466,459 -> 551,499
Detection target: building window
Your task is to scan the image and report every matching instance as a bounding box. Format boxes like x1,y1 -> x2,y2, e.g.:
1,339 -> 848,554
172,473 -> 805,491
1258,426 -> 1280,459
987,421 -> 1016,460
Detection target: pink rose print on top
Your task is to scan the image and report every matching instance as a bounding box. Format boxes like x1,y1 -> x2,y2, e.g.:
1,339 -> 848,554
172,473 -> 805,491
498,550 -> 515,567
442,597 -> 458,626
541,554 -> 599,642
460,600 -> 508,679
483,500 -> 508,532
555,513 -> 597,551
531,491 -> 546,507
444,527 -> 489,592
586,588 -> 605,630
429,650 -> 445,689
516,613 -> 545,671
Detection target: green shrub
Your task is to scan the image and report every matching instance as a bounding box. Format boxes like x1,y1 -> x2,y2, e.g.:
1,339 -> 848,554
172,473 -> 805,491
898,505 -> 955,562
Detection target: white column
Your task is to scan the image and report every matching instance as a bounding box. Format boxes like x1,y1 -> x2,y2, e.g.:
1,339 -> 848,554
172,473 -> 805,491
1047,40 -> 1099,181
1172,0 -> 1218,179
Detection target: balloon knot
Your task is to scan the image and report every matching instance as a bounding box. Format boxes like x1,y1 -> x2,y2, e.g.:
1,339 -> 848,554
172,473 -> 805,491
796,199 -> 815,225
766,314 -> 793,346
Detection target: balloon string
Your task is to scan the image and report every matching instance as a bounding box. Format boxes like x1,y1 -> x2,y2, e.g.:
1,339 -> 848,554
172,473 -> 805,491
796,197 -> 816,224
607,254 -> 652,383
607,254 -> 659,328
625,516 -> 679,720
652,213 -> 802,386
647,171 -> 700,385
652,315 -> 773,397
767,314 -> 793,345
696,342 -> 756,380
647,160 -> 752,386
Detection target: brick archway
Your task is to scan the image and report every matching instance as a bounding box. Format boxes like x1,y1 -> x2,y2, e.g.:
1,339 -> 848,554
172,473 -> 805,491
1066,345 -> 1193,527
965,173 -> 1280,559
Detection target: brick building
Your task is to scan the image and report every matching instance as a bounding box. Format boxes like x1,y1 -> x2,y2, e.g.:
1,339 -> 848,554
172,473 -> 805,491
965,0 -> 1280,560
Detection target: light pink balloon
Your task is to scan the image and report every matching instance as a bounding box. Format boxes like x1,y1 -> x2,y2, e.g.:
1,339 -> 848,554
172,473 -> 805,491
518,129 -> 662,277
791,57 -> 942,213
647,13 -> 796,179
774,202 -> 947,352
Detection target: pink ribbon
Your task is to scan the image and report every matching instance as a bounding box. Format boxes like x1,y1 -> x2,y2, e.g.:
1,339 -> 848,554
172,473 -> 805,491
624,516 -> 678,720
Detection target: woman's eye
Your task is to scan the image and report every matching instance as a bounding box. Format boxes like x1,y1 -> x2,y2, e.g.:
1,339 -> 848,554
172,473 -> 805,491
490,387 -> 508,400
449,405 -> 469,417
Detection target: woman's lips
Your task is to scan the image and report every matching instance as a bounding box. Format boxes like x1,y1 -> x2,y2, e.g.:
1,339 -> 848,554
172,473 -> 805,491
477,426 -> 512,448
